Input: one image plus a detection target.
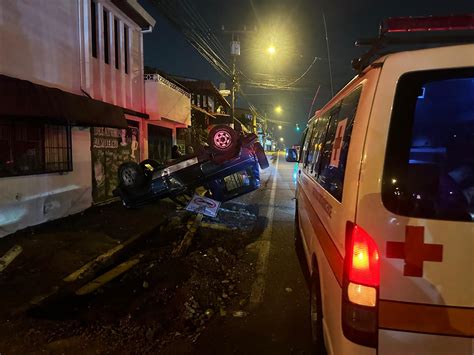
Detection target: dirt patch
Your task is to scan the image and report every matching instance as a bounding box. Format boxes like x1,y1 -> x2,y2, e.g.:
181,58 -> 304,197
0,202 -> 261,354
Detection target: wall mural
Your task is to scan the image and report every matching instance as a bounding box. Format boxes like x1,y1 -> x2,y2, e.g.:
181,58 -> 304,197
91,123 -> 140,202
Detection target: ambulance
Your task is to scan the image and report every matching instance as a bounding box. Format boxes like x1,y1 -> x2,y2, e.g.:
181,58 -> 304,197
294,15 -> 474,354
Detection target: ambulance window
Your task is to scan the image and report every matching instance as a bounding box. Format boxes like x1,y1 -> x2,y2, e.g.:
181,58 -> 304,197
301,121 -> 315,168
306,114 -> 331,173
317,87 -> 362,201
383,68 -> 474,222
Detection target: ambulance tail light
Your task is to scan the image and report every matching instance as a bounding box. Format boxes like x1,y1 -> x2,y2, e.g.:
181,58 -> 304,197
342,222 -> 379,348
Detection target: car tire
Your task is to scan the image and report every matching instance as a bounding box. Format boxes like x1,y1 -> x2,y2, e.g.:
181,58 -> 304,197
118,162 -> 145,188
254,142 -> 269,169
310,269 -> 327,354
208,125 -> 239,155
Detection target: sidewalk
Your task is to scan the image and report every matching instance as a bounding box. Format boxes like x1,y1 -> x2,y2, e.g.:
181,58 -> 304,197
0,199 -> 177,318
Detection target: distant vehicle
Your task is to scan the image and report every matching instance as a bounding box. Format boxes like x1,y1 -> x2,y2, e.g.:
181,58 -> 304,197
295,15 -> 473,355
114,125 -> 269,208
285,148 -> 298,162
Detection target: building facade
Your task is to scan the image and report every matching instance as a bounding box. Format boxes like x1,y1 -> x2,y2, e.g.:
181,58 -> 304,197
144,73 -> 191,161
0,0 -> 155,236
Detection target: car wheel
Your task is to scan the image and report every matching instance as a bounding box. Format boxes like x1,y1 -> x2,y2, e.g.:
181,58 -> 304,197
310,270 -> 326,354
254,142 -> 269,169
208,125 -> 239,155
118,162 -> 145,188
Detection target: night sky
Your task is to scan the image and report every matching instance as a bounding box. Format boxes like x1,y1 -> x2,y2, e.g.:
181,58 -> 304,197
141,0 -> 473,145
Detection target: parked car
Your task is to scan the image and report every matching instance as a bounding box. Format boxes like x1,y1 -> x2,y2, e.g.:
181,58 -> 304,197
114,125 -> 269,208
294,15 -> 474,355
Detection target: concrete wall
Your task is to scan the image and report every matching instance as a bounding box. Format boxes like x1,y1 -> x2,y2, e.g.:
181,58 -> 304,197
145,78 -> 191,125
0,128 -> 92,238
0,0 -> 81,93
79,0 -> 146,112
0,0 -> 151,237
0,0 -> 92,238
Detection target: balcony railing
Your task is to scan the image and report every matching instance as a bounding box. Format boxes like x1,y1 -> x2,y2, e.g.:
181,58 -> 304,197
144,74 -> 191,98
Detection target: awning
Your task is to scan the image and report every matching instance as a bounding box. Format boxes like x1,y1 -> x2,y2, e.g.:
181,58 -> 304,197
0,75 -> 127,128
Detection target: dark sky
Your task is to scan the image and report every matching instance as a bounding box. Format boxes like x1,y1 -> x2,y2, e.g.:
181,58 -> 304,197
141,0 -> 473,145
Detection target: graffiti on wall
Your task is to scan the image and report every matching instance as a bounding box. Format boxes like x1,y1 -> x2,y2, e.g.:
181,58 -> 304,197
91,124 -> 140,202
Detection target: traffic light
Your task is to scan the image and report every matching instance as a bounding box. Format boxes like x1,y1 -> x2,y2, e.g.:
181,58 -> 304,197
296,123 -> 300,131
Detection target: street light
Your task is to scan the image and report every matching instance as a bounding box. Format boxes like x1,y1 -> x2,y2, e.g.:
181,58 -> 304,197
278,125 -> 282,130
274,105 -> 283,114
279,137 -> 284,142
267,45 -> 276,55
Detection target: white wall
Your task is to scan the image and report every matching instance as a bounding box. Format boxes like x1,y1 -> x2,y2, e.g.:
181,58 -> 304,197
79,0 -> 146,112
0,0 -> 151,237
145,79 -> 191,125
0,128 -> 92,238
0,0 -> 92,238
0,0 -> 81,93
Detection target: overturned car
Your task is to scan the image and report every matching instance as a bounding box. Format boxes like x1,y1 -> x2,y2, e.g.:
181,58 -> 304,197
113,125 -> 269,208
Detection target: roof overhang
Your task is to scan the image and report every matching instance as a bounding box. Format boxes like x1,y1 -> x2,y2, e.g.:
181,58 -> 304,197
0,75 -> 128,128
111,0 -> 156,29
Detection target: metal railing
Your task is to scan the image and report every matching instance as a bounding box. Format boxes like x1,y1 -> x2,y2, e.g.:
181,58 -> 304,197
144,74 -> 191,98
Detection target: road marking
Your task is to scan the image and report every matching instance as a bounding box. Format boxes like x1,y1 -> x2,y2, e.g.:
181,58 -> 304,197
249,153 -> 279,307
0,245 -> 23,273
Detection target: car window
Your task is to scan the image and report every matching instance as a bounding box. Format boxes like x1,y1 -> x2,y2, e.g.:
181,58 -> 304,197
383,68 -> 474,222
317,86 -> 362,201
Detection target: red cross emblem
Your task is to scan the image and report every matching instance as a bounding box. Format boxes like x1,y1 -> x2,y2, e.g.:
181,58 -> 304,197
386,226 -> 443,277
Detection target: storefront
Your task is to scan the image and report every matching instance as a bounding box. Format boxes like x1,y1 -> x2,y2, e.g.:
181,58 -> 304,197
91,120 -> 141,202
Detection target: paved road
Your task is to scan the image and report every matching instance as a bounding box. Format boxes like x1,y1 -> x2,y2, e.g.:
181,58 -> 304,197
194,152 -> 313,354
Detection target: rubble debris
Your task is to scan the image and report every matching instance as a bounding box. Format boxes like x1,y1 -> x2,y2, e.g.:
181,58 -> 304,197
172,214 -> 203,257
0,245 -> 23,273
232,310 -> 248,318
75,256 -> 142,296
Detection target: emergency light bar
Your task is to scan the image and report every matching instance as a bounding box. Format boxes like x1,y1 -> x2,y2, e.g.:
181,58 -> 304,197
381,15 -> 474,34
353,14 -> 474,71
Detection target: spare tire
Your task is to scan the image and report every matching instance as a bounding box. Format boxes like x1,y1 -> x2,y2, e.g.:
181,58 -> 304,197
118,162 -> 145,188
254,142 -> 269,169
208,125 -> 239,155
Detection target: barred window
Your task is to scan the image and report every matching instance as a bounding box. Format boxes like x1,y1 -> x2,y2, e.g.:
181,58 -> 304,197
0,120 -> 72,177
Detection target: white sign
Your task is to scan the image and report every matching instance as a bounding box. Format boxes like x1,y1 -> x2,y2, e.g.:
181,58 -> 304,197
186,194 -> 221,218
230,40 -> 240,56
329,118 -> 347,168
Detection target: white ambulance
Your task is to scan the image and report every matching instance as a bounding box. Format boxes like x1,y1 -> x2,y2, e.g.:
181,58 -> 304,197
295,15 -> 474,354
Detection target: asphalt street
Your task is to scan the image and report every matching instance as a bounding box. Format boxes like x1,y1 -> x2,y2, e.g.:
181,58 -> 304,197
193,152 -> 313,354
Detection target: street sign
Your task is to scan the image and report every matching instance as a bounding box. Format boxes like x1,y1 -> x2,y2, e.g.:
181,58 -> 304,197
186,194 -> 221,218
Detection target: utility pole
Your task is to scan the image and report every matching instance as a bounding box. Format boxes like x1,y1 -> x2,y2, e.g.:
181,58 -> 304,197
230,33 -> 238,126
222,26 -> 256,128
